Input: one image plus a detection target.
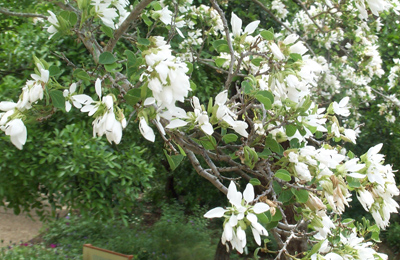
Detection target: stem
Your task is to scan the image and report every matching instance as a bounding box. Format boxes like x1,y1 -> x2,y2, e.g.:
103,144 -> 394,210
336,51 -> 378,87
105,0 -> 154,52
0,8 -> 47,19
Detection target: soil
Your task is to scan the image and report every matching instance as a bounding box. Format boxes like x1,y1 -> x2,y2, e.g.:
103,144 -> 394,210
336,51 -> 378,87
0,205 -> 68,247
0,207 -> 43,247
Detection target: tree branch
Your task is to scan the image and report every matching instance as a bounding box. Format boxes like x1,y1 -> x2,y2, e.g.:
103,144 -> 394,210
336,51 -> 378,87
187,151 -> 228,195
210,0 -> 236,90
0,8 -> 47,19
105,0 -> 154,52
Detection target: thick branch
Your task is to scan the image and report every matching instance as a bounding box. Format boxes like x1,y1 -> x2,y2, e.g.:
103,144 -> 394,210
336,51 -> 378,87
105,0 -> 154,52
187,151 -> 228,195
0,8 -> 47,19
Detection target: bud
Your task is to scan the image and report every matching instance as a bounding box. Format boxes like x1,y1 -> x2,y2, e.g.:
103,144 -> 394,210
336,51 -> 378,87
306,193 -> 326,212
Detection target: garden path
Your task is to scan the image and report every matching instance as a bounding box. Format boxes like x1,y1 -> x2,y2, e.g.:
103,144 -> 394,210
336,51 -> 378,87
0,207 -> 42,247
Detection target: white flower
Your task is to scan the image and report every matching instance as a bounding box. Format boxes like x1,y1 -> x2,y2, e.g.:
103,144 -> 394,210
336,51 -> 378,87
154,6 -> 173,25
231,12 -> 242,37
3,119 -> 27,150
289,41 -> 308,55
47,11 -> 59,39
295,162 -> 312,182
192,96 -> 213,135
343,128 -> 357,143
283,34 -> 299,45
357,189 -> 374,211
332,97 -> 350,117
92,1 -> 118,29
204,181 -> 269,253
244,20 -> 260,34
139,117 -> 155,142
0,101 -> 17,111
81,78 -> 102,116
269,42 -> 285,60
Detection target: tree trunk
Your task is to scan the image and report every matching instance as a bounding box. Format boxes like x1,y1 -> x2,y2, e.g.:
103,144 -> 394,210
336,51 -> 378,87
214,238 -> 230,260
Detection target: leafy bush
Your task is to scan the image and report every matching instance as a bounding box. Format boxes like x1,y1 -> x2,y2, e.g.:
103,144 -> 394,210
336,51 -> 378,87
0,120 -> 154,221
0,243 -> 74,260
40,202 -> 215,260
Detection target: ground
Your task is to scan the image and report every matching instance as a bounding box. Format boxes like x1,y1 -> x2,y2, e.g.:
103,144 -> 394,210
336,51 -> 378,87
0,207 -> 43,246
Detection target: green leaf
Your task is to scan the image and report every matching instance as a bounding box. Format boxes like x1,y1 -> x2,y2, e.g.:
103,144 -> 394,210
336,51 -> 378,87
265,135 -> 283,155
289,138 -> 300,148
272,181 -> 282,195
257,213 -> 269,224
251,57 -> 264,66
256,94 -> 272,110
73,68 -> 91,81
257,90 -> 274,104
249,178 -> 261,186
137,38 -> 150,46
212,39 -> 228,50
104,62 -> 119,72
307,240 -> 324,257
291,188 -> 309,203
253,248 -> 260,259
347,176 -> 361,188
190,80 -> 197,91
101,25 -> 114,38
260,30 -> 274,41
285,124 -> 297,137
289,53 -> 302,61
186,62 -> 193,74
99,51 -> 116,64
275,169 -> 291,181
163,150 -> 184,171
199,136 -> 217,150
215,58 -> 228,67
69,12 -> 78,26
150,1 -> 162,11
222,133 -> 238,143
124,88 -> 141,106
242,81 -> 253,94
49,90 -> 65,110
49,65 -> 61,77
271,208 -> 282,221
278,189 -> 293,202
258,148 -> 272,159
216,44 -> 230,53
141,13 -> 153,26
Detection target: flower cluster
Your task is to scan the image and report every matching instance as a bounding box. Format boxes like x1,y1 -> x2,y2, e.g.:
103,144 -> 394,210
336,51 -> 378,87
0,61 -> 49,149
204,182 -> 269,253
78,79 -> 127,144
311,230 -> 388,260
357,144 -> 399,229
91,0 -> 129,29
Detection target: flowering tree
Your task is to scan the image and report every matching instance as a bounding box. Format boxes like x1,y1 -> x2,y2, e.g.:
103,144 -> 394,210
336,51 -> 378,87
1,0 -> 400,259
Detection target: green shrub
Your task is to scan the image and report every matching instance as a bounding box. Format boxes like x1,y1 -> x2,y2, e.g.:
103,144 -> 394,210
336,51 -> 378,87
41,202 -> 216,260
0,243 -> 76,260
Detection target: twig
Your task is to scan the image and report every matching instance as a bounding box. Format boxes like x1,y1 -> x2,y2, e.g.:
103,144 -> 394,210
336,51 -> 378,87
0,8 -> 47,19
210,0 -> 236,90
105,0 -> 154,52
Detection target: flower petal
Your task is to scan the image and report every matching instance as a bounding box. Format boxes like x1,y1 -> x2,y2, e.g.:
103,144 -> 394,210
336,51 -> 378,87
95,78 -> 102,99
244,20 -> 260,34
204,207 -> 226,218
243,183 -> 255,204
252,203 -> 270,214
166,119 -> 187,129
